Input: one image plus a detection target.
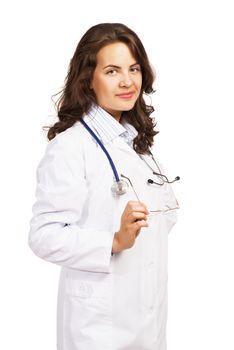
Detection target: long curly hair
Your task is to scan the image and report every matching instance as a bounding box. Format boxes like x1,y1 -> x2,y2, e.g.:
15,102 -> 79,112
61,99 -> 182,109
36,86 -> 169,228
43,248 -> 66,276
46,23 -> 159,154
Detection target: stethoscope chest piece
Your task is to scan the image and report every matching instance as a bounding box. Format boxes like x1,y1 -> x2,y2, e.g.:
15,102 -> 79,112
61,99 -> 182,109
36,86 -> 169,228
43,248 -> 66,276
111,179 -> 129,196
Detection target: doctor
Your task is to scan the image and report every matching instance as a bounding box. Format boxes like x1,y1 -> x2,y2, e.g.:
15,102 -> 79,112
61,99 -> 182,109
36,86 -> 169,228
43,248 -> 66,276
29,23 -> 179,350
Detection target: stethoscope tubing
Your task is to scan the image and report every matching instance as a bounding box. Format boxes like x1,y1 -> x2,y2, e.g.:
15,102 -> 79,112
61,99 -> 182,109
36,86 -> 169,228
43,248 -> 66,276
80,118 -> 120,182
80,118 -> 179,190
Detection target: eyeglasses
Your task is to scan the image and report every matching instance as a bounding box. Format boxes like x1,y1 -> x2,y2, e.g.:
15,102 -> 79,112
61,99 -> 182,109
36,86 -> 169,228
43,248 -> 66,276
120,173 -> 180,217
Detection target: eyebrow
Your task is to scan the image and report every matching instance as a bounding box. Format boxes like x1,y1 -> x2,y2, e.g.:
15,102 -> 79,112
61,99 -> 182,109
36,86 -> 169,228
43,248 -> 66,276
103,62 -> 140,70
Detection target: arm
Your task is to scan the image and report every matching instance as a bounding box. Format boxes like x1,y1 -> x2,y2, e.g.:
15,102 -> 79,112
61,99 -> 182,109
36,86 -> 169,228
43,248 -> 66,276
28,135 -> 114,273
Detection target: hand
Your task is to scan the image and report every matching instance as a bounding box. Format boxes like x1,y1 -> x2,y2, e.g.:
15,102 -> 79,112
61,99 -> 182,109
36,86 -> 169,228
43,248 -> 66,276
112,200 -> 149,253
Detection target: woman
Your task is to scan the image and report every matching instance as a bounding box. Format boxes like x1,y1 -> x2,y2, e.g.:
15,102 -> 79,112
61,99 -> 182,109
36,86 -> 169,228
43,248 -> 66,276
28,23 -> 179,350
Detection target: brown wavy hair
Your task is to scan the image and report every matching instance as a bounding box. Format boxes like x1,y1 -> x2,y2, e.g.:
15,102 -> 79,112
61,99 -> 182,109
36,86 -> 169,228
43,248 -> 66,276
46,23 -> 159,154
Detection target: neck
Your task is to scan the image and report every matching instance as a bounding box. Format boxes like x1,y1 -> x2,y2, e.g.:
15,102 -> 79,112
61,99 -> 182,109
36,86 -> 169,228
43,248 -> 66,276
108,111 -> 122,122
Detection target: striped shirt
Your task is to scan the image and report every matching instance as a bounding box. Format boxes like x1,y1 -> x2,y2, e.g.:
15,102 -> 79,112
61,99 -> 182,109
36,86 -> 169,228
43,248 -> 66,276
82,103 -> 138,148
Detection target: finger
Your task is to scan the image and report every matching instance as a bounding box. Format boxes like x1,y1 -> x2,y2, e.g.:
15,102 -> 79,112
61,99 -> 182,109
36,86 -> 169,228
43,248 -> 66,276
127,211 -> 148,223
135,229 -> 141,237
127,203 -> 149,215
134,220 -> 149,229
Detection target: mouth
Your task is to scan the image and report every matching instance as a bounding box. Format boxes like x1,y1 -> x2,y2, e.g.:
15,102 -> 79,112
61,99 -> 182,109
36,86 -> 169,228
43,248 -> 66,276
116,92 -> 135,99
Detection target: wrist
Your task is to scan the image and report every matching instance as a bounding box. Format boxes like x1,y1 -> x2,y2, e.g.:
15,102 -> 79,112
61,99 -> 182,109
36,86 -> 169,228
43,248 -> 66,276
112,232 -> 121,254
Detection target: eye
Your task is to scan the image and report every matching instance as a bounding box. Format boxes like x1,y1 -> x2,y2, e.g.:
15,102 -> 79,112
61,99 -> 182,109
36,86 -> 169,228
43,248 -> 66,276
131,66 -> 141,73
105,66 -> 141,75
106,69 -> 117,75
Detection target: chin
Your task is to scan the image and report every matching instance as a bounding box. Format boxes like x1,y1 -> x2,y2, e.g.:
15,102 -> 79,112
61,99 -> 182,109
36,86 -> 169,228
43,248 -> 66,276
122,107 -> 134,112
121,102 -> 136,111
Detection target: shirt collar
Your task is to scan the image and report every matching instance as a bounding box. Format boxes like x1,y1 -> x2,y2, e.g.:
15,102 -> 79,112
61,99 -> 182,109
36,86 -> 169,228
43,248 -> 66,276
82,103 -> 138,145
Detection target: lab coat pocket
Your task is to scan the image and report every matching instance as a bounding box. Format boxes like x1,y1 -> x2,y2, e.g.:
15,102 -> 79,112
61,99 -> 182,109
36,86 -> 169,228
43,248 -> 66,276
64,277 -> 112,346
64,276 -> 111,349
66,278 -> 111,299
66,278 -> 111,332
163,183 -> 178,233
164,210 -> 178,234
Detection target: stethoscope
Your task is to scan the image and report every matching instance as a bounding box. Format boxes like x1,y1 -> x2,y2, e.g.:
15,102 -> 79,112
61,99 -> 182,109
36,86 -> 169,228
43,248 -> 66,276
80,118 -> 180,196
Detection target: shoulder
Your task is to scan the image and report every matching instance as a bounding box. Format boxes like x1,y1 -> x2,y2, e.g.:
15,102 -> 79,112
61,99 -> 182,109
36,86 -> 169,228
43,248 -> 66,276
37,122 -> 91,177
45,121 -> 90,156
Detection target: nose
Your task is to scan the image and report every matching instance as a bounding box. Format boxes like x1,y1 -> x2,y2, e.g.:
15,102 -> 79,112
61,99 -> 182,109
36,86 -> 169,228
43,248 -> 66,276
119,72 -> 133,88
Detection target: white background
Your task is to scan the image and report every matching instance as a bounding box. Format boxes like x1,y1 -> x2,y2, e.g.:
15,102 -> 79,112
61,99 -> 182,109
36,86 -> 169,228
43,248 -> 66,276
0,0 -> 234,349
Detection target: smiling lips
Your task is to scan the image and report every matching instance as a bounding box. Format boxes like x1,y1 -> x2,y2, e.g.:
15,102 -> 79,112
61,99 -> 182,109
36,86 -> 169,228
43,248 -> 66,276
116,92 -> 135,99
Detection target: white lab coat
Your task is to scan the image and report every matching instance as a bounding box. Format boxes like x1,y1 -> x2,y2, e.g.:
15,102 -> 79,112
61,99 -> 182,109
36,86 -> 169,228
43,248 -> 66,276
28,117 -> 178,350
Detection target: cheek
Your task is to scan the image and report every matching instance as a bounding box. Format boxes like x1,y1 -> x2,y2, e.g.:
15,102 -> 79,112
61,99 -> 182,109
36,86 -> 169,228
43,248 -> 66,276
92,73 -> 107,96
98,78 -> 116,96
136,75 -> 143,89
134,77 -> 142,98
92,78 -> 106,100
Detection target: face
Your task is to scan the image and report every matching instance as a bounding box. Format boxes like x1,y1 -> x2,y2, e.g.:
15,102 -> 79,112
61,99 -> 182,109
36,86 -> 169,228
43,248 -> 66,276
90,42 -> 142,121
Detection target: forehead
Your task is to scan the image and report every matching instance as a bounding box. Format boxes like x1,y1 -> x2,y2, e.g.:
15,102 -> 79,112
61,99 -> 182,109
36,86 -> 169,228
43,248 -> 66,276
96,42 -> 137,66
